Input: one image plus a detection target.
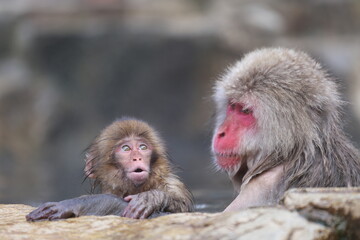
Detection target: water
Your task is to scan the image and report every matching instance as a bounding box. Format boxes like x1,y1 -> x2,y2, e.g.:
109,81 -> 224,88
192,189 -> 235,213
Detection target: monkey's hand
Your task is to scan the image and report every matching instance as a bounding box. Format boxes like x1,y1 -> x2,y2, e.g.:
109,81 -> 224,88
122,190 -> 166,219
26,200 -> 80,222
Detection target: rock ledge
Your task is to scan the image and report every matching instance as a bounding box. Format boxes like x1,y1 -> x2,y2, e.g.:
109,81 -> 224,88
1,188 -> 359,240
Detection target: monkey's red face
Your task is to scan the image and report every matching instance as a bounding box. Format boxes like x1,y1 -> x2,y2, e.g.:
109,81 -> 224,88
115,136 -> 153,186
213,102 -> 255,171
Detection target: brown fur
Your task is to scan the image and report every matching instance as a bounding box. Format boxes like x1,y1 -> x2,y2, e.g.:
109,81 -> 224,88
213,48 -> 360,205
86,117 -> 193,212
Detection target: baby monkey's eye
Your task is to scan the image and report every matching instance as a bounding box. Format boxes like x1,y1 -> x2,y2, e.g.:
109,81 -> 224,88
139,144 -> 148,150
121,145 -> 131,151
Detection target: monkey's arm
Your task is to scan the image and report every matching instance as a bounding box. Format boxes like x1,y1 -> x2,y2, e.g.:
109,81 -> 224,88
224,165 -> 284,211
122,176 -> 194,219
26,194 -> 128,221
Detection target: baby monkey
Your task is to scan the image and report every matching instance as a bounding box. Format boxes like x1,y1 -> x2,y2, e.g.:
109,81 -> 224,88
26,118 -> 193,220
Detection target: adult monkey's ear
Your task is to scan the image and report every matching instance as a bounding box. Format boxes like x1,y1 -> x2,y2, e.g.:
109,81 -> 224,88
84,152 -> 96,179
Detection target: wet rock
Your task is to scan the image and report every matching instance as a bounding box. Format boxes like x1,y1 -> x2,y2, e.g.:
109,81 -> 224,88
282,187 -> 360,239
0,204 -> 332,240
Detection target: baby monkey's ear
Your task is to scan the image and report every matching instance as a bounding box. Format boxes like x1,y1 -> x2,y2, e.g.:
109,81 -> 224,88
84,152 -> 96,179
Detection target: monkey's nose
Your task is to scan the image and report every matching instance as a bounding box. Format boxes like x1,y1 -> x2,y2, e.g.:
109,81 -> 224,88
218,132 -> 225,138
133,157 -> 142,161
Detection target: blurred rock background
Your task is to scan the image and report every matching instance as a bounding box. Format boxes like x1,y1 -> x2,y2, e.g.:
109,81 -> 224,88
0,0 -> 359,211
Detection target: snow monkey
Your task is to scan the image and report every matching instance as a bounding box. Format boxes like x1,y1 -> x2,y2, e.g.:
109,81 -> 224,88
211,47 -> 360,211
27,118 -> 193,220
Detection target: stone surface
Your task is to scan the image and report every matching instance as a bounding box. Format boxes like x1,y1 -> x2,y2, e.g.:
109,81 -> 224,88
283,188 -> 360,239
0,204 -> 332,240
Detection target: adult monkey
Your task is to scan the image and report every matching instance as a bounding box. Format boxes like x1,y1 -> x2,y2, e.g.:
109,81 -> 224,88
27,118 -> 193,220
212,47 -> 360,211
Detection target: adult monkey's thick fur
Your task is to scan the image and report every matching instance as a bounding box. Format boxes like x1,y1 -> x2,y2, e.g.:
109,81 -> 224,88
212,48 -> 360,210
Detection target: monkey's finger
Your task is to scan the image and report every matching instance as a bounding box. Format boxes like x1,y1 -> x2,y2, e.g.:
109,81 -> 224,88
121,205 -> 131,217
59,210 -> 76,219
26,209 -> 44,221
122,201 -> 144,219
124,195 -> 134,202
128,205 -> 146,219
122,197 -> 140,216
30,202 -> 56,215
26,212 -> 39,221
39,207 -> 58,219
26,207 -> 58,221
26,202 -> 57,220
48,210 -> 75,221
48,213 -> 61,221
122,202 -> 138,217
139,207 -> 154,219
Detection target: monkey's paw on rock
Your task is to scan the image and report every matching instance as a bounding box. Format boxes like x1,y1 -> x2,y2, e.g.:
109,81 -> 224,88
1,188 -> 360,240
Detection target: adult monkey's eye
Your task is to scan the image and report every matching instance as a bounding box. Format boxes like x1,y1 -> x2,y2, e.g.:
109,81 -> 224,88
241,108 -> 252,114
139,144 -> 148,150
121,145 -> 131,151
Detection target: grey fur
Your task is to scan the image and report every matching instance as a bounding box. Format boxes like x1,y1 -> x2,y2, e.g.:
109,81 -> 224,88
212,48 -> 360,201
